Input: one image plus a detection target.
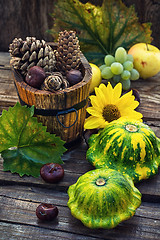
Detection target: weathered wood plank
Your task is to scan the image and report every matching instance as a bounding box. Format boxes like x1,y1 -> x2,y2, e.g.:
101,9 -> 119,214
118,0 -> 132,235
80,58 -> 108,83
0,53 -> 18,112
0,222 -> 101,240
0,52 -> 11,67
0,185 -> 160,240
0,0 -> 56,52
132,74 -> 160,120
0,222 -> 102,240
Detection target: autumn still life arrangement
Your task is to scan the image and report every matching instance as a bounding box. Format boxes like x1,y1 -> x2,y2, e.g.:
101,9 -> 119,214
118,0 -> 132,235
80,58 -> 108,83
1,0 -> 160,229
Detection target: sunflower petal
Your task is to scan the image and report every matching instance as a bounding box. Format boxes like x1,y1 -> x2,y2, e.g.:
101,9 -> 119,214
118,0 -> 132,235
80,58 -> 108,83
98,83 -> 111,104
129,100 -> 139,109
90,93 -> 104,109
112,83 -> 122,103
102,82 -> 114,104
117,94 -> 136,110
120,90 -> 133,101
118,102 -> 139,113
89,95 -> 99,108
87,107 -> 102,117
95,85 -> 106,107
121,110 -> 143,120
84,116 -> 107,129
128,110 -> 143,120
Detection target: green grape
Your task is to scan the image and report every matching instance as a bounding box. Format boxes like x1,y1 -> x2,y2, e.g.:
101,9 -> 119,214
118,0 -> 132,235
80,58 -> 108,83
113,75 -> 121,83
115,47 -> 127,63
99,64 -> 106,72
111,62 -> 123,75
130,69 -> 140,80
120,79 -> 131,90
121,70 -> 131,80
109,80 -> 116,87
123,61 -> 133,71
127,54 -> 134,62
104,55 -> 115,66
101,66 -> 114,79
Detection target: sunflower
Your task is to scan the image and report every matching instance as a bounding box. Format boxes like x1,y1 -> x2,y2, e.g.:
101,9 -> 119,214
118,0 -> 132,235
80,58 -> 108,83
84,82 -> 143,129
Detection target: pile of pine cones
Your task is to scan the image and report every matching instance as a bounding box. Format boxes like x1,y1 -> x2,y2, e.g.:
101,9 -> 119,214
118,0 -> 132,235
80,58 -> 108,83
9,30 -> 83,92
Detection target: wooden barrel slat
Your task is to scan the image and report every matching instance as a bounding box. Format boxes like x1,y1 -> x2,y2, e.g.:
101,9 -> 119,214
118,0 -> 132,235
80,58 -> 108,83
12,46 -> 92,143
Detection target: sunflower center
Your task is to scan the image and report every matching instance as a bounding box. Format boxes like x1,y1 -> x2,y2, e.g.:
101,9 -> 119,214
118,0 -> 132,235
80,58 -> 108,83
102,104 -> 121,122
96,178 -> 106,186
125,124 -> 138,132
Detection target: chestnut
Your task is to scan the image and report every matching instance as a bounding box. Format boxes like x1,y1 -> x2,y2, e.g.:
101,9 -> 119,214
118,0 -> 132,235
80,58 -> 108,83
36,203 -> 58,221
40,163 -> 64,183
66,69 -> 83,86
25,66 -> 46,88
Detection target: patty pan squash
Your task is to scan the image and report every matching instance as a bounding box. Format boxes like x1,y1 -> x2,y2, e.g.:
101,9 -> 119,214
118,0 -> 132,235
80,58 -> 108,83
67,168 -> 141,229
86,118 -> 160,183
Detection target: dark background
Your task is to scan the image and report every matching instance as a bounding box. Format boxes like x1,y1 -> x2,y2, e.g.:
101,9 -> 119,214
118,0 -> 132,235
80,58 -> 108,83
1,0 -> 160,52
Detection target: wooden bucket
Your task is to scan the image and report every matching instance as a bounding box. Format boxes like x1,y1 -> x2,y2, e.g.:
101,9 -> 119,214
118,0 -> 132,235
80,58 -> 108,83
12,50 -> 92,144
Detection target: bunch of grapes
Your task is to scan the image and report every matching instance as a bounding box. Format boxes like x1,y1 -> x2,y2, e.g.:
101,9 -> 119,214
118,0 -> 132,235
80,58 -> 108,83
100,47 -> 139,90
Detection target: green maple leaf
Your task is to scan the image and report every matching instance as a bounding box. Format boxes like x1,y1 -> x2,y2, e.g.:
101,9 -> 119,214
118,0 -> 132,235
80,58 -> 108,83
0,102 -> 66,177
50,0 -> 152,65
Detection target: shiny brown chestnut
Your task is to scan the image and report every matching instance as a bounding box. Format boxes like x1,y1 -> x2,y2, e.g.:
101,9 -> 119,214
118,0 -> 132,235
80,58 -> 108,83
25,66 -> 46,88
36,203 -> 58,221
40,163 -> 64,183
66,69 -> 83,86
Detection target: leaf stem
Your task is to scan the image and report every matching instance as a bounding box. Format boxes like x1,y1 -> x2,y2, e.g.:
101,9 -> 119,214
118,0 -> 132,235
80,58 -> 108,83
146,43 -> 149,51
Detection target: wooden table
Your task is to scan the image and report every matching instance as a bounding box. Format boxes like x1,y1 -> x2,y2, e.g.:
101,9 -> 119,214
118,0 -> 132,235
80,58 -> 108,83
0,52 -> 160,240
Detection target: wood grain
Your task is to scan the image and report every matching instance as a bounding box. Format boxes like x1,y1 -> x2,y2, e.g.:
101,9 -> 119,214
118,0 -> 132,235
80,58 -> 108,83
0,223 -> 100,240
0,185 -> 160,240
0,0 -> 56,52
0,53 -> 18,112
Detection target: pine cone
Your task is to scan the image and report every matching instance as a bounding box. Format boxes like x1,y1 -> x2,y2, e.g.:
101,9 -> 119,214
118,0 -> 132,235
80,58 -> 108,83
55,30 -> 81,75
41,72 -> 70,92
9,37 -> 56,76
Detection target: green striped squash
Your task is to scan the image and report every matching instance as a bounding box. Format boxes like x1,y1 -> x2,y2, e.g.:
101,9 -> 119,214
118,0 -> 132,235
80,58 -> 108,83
67,168 -> 141,229
86,118 -> 160,183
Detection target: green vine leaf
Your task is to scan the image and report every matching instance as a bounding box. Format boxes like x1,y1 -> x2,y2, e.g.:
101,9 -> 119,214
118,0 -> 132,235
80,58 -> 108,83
50,0 -> 152,65
0,102 -> 66,177
2,149 -> 44,178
